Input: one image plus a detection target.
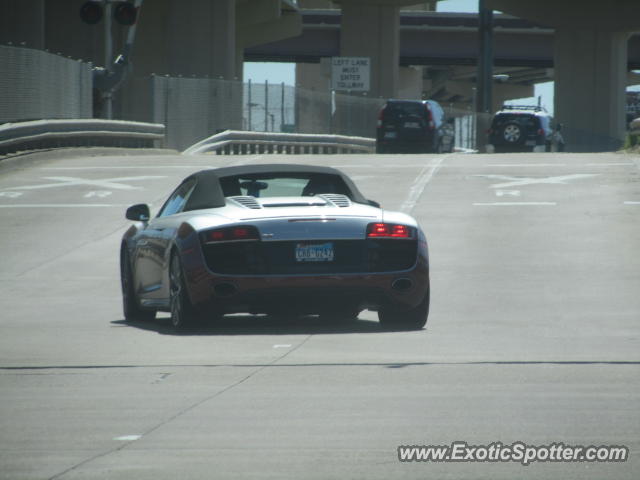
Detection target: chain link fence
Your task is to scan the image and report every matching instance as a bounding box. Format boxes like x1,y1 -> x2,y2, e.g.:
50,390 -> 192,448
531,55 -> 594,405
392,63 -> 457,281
148,75 -> 480,151
149,75 -> 243,151
0,45 -> 92,124
0,50 -> 481,152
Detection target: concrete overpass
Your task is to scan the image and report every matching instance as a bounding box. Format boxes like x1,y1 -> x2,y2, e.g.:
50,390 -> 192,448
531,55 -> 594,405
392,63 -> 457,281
247,10 -> 640,110
247,10 -> 560,106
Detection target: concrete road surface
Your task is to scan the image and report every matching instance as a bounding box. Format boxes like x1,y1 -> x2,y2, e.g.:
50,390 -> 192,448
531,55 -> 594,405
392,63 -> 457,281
0,148 -> 639,479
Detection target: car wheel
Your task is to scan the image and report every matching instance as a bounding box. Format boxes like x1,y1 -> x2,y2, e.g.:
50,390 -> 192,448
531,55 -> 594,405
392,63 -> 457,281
320,307 -> 360,321
121,249 -> 156,322
169,252 -> 199,330
378,290 -> 429,331
501,122 -> 522,144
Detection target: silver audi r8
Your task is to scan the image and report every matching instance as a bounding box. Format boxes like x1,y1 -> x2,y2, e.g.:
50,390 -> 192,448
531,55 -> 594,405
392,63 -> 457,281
120,164 -> 430,330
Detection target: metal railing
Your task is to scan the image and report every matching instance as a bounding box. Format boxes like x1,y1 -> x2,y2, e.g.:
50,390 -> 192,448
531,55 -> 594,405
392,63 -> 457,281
183,130 -> 375,155
0,119 -> 165,155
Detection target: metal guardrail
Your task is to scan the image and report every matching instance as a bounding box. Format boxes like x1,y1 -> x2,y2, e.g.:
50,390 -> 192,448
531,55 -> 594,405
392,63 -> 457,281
0,119 -> 165,155
183,130 -> 375,155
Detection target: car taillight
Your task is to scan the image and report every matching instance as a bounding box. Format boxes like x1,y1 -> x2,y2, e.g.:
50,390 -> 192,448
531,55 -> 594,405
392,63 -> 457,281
367,222 -> 414,239
377,107 -> 385,127
204,225 -> 260,243
537,128 -> 544,136
424,104 -> 435,130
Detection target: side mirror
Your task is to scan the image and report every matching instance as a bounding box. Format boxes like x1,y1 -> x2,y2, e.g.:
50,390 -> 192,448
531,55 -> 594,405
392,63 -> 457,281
126,203 -> 150,222
367,199 -> 381,208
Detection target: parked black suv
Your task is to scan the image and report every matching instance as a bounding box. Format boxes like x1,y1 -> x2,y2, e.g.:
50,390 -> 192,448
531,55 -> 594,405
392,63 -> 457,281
487,105 -> 563,153
376,100 -> 455,154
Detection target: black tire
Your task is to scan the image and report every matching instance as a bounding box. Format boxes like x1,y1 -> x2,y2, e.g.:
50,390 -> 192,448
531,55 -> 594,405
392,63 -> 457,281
378,290 -> 429,331
121,249 -> 156,322
500,122 -> 523,145
169,252 -> 200,330
320,307 -> 361,322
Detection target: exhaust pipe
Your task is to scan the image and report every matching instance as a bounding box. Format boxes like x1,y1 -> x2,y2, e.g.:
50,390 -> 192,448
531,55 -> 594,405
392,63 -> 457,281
391,278 -> 413,292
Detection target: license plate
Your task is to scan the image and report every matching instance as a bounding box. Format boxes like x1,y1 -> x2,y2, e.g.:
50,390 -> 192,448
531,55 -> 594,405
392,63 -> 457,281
384,131 -> 397,139
295,242 -> 334,262
404,122 -> 420,128
525,140 -> 536,146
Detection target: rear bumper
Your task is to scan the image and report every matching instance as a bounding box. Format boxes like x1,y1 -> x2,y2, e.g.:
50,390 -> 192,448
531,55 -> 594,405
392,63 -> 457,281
184,259 -> 429,315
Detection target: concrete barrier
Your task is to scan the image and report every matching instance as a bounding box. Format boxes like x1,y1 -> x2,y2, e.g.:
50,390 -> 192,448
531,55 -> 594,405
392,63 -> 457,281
183,130 -> 375,155
0,119 -> 165,155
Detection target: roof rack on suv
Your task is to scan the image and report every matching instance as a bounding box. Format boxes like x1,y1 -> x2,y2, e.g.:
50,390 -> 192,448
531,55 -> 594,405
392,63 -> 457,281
500,105 -> 547,113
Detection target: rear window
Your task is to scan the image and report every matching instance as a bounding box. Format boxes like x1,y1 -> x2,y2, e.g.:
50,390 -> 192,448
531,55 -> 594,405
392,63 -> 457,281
219,173 -> 351,199
383,102 -> 427,120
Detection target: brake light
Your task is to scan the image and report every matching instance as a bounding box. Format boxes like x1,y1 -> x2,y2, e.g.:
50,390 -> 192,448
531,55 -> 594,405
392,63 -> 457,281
391,225 -> 410,237
367,222 -> 414,238
210,230 -> 225,241
537,128 -> 544,136
205,225 -> 260,243
232,227 -> 252,239
368,223 -> 390,237
377,107 -> 385,127
425,104 -> 435,130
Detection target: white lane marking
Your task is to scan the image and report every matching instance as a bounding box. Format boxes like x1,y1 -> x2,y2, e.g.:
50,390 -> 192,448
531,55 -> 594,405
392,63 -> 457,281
333,164 -> 434,169
273,344 -> 292,349
474,173 -> 599,189
0,191 -> 23,198
587,163 -> 634,166
495,190 -> 521,197
473,202 -> 557,206
2,175 -> 166,192
624,201 -> 640,205
43,166 -> 205,170
0,204 -> 128,208
485,163 -> 567,167
84,191 -> 112,198
113,435 -> 142,441
400,155 -> 449,213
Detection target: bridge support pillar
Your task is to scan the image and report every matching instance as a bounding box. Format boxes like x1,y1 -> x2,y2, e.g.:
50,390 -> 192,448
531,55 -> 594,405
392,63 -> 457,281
554,29 -> 628,151
339,0 -> 400,99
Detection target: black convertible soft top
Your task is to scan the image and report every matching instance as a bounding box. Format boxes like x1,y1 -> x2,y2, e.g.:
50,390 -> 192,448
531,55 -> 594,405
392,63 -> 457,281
181,164 -> 369,211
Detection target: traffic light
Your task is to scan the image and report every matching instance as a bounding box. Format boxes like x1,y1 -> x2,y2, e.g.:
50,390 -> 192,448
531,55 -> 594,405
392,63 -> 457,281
79,1 -> 137,26
79,1 -> 103,24
113,2 -> 137,26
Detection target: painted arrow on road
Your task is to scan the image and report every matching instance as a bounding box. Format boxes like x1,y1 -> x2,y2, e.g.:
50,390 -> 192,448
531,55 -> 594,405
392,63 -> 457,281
474,173 -> 600,189
1,175 -> 167,192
